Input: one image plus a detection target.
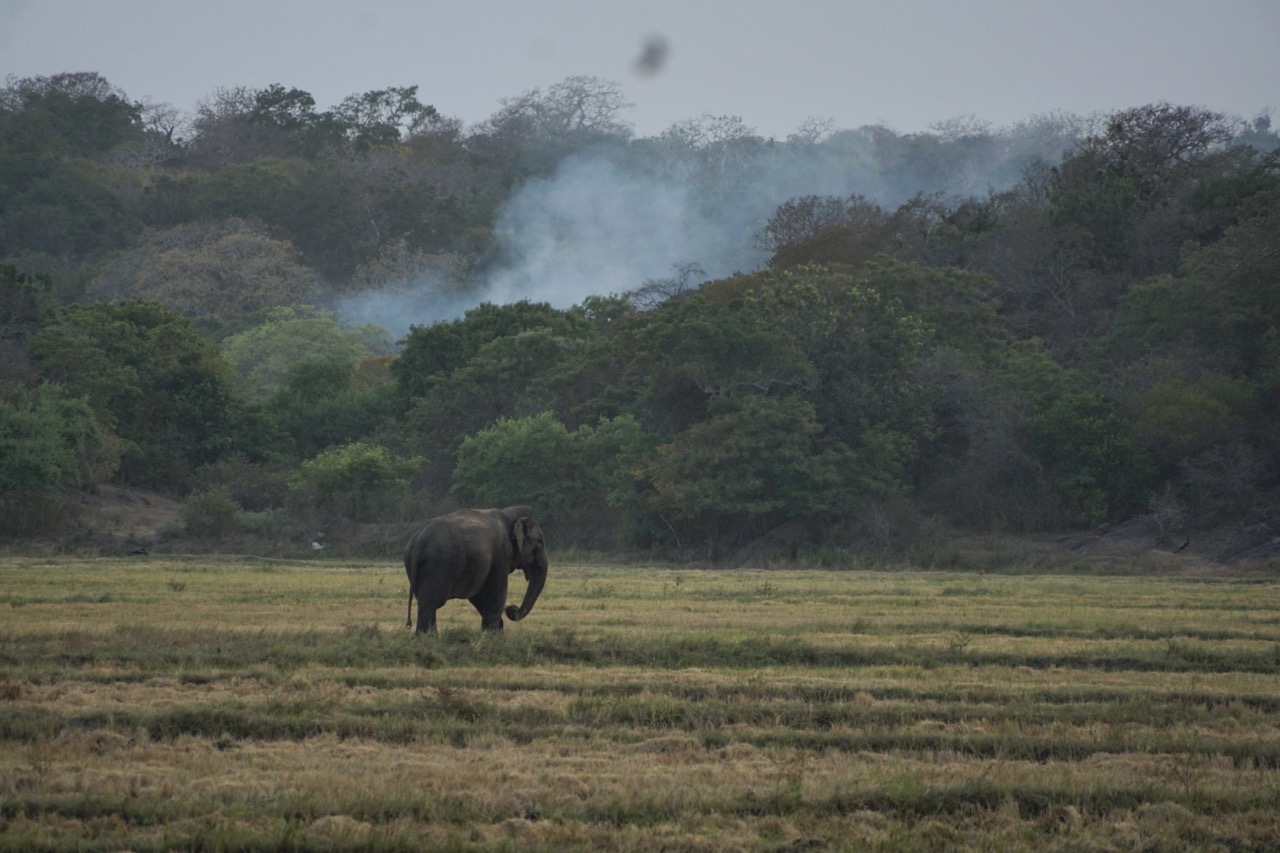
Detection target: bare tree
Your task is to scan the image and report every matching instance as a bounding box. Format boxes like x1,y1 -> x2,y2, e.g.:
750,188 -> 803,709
753,195 -> 866,254
628,262 -> 705,310
1059,102 -> 1235,204
479,75 -> 633,143
140,99 -> 187,146
754,194 -> 891,268
787,117 -> 837,145
187,86 -> 278,166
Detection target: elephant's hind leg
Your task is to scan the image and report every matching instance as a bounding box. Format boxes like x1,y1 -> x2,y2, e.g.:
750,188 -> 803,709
415,590 -> 448,635
416,611 -> 437,635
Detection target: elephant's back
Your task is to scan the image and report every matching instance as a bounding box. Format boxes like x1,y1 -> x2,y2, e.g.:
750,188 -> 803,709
409,516 -> 473,558
405,511 -> 507,596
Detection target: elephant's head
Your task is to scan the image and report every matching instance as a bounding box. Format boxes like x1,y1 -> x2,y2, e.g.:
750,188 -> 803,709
505,515 -> 547,622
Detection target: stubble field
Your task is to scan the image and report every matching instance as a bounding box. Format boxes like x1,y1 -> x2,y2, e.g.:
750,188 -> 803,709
1,555 -> 1279,851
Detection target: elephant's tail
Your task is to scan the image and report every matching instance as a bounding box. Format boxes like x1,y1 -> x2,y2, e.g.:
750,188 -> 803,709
406,587 -> 413,629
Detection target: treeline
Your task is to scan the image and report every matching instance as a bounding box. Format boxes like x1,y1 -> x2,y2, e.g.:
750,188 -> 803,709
1,71 -> 1277,557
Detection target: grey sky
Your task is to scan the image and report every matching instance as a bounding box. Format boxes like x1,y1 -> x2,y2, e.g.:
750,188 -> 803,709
2,0 -> 1277,138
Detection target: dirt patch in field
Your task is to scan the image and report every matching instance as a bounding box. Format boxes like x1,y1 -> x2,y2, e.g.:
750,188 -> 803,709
1213,521 -> 1280,564
1069,518 -> 1164,556
1070,517 -> 1280,566
73,485 -> 181,539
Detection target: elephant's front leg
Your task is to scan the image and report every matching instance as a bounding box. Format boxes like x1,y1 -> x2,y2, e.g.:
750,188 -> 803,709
471,567 -> 509,631
470,595 -> 505,631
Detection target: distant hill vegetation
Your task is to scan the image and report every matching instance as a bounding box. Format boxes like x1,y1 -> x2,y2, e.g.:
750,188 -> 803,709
2,72 -> 1277,559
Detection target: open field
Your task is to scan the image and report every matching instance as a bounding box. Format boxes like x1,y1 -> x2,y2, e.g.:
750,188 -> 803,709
2,556 -> 1279,851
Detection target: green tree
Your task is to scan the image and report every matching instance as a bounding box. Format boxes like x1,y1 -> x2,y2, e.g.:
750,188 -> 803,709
268,353 -> 397,459
393,300 -> 592,403
0,72 -> 143,158
247,84 -> 322,132
180,484 -> 243,538
609,292 -> 812,435
29,302 -> 239,489
452,412 -> 581,521
221,306 -> 392,398
0,263 -> 52,334
332,85 -> 440,153
1128,374 -> 1248,461
0,263 -> 53,384
1109,194 -> 1279,519
0,157 -> 138,264
186,84 -> 328,165
452,411 -> 652,537
648,394 -> 852,559
188,82 -> 444,161
291,441 -> 420,523
997,344 -> 1154,525
0,74 -> 143,268
0,383 -> 117,534
177,160 -> 371,280
1116,201 -> 1280,377
742,264 -> 939,491
586,413 -> 657,513
1024,390 -> 1154,525
402,327 -> 588,492
756,194 -> 893,270
1049,102 -> 1242,277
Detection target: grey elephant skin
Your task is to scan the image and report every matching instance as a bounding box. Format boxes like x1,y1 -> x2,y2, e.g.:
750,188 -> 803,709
403,505 -> 548,634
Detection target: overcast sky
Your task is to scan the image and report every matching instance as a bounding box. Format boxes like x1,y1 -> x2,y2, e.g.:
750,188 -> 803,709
2,0 -> 1277,139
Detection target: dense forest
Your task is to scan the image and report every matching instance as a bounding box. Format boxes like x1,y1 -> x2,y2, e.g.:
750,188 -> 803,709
2,71 -> 1277,559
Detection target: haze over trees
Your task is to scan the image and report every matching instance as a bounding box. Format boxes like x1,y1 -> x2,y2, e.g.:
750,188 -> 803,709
2,71 -> 1276,557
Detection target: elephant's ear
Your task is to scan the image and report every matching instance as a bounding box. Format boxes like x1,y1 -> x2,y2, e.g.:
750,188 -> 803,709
513,517 -> 531,551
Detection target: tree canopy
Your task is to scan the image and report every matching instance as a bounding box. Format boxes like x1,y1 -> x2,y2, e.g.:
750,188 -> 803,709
2,74 -> 1277,556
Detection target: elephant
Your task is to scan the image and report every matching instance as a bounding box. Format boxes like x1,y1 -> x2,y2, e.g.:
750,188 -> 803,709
403,505 -> 548,635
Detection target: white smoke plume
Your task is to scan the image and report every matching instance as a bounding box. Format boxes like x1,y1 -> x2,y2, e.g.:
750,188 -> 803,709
334,117 -> 1080,340
482,155 -> 717,309
336,152 -> 773,339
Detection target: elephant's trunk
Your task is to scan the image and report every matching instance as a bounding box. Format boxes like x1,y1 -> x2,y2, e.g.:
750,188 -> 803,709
505,551 -> 547,622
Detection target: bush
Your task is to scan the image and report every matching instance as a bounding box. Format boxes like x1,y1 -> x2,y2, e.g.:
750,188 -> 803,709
190,455 -> 292,512
1025,391 -> 1155,524
452,412 -> 581,519
290,442 -> 421,523
0,383 -> 117,535
181,485 -> 241,537
451,412 -> 655,543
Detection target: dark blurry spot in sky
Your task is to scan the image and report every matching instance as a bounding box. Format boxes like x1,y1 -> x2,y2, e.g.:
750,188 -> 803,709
634,34 -> 670,78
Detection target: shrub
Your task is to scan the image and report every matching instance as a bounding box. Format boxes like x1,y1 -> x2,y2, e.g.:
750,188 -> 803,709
0,383 -> 117,535
452,412 -> 655,542
290,442 -> 421,523
181,485 -> 241,537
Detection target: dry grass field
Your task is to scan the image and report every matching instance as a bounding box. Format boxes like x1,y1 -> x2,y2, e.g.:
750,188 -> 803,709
2,554 -> 1279,851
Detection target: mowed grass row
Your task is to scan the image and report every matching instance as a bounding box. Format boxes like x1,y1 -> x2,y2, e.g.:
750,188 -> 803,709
2,557 -> 1279,851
